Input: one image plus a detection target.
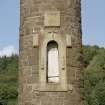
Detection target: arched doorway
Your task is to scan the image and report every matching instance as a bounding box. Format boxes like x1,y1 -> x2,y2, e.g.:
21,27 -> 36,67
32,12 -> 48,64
47,41 -> 59,83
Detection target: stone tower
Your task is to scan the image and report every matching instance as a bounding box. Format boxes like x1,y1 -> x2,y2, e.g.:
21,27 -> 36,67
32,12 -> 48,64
19,0 -> 83,105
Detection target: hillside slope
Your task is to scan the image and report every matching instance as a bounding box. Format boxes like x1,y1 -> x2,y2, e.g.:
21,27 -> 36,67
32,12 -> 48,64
0,46 -> 105,105
0,55 -> 18,105
83,46 -> 105,105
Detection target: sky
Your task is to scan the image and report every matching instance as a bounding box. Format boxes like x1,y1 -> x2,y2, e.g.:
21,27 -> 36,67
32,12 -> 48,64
81,0 -> 105,47
0,0 -> 105,56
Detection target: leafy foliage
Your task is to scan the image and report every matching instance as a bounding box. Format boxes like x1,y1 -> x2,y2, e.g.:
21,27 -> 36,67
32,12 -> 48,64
0,55 -> 18,105
83,46 -> 105,105
82,45 -> 99,67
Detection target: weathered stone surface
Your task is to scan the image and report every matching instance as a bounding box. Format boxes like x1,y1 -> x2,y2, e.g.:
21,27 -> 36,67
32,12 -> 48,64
44,11 -> 60,27
19,0 -> 83,105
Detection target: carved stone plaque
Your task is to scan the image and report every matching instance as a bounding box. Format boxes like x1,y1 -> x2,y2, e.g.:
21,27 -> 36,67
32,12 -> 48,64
44,11 -> 60,27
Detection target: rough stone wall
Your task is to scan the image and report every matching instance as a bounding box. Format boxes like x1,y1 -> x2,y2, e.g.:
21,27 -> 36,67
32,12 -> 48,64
19,0 -> 83,105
